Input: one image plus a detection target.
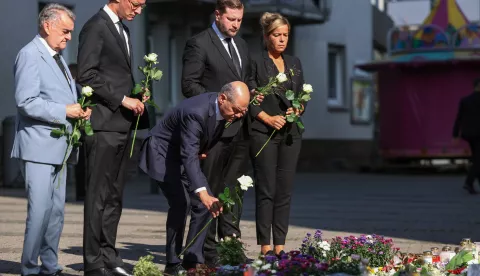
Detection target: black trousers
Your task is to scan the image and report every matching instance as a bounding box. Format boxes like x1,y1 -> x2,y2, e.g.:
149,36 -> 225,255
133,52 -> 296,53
250,129 -> 301,245
466,139 -> 480,186
202,136 -> 250,260
157,172 -> 211,265
83,131 -> 131,272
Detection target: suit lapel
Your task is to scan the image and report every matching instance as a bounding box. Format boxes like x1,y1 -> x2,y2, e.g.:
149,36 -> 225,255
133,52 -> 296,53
99,10 -> 131,67
59,55 -> 77,97
33,38 -> 72,95
208,28 -> 241,79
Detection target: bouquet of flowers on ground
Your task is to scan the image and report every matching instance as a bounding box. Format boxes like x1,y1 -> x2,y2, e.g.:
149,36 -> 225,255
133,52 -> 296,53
300,229 -> 331,261
250,250 -> 329,276
132,255 -> 162,276
129,53 -> 162,158
254,82 -> 313,157
329,234 -> 400,269
51,85 -> 95,186
217,234 -> 247,266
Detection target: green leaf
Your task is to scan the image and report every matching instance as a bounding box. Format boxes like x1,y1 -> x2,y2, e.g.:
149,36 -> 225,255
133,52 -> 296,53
219,193 -> 227,202
50,128 -> 65,138
227,199 -> 235,206
72,129 -> 81,143
84,121 -> 94,136
286,114 -> 297,123
224,187 -> 230,198
292,99 -> 301,109
142,66 -> 149,76
152,69 -> 163,81
146,99 -> 159,109
73,141 -> 82,147
285,90 -> 295,100
301,94 -> 311,102
297,121 -> 305,129
132,84 -> 143,95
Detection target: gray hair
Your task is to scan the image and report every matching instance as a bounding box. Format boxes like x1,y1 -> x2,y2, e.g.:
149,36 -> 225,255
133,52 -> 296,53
219,83 -> 236,103
38,3 -> 75,31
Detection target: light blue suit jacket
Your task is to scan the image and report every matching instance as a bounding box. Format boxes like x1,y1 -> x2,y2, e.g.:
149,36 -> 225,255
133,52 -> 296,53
11,37 -> 78,165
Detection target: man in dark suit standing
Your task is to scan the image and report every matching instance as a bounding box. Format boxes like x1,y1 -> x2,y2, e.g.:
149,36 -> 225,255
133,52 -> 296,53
181,0 -> 256,266
77,1 -> 148,275
139,81 -> 251,274
453,78 -> 480,195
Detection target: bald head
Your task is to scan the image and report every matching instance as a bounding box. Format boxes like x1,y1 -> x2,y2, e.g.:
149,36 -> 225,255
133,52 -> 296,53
218,81 -> 251,122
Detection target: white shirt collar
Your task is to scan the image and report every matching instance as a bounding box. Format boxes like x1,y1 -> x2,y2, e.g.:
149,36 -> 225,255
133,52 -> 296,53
215,98 -> 223,121
103,4 -> 120,25
212,22 -> 228,42
36,34 -> 57,56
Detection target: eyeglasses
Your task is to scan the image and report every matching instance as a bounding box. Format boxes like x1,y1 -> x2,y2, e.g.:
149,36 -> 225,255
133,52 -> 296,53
129,0 -> 147,10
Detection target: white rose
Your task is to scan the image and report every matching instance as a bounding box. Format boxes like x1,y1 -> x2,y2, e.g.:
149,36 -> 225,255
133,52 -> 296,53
303,84 -> 313,93
276,72 -> 288,83
255,260 -> 263,266
261,263 -> 271,270
237,175 -> 254,191
81,86 -> 94,97
232,233 -> 236,238
144,53 -> 158,63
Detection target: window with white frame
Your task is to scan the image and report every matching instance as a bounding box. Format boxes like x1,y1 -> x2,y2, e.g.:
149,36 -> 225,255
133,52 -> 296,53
327,45 -> 346,107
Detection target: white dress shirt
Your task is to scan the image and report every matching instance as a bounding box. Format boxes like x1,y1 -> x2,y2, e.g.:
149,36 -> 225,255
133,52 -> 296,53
37,35 -> 57,56
194,98 -> 224,194
103,5 -> 130,55
212,22 -> 242,68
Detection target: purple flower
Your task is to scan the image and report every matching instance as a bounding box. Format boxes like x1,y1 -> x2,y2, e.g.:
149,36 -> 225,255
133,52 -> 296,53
265,255 -> 277,263
379,251 -> 384,255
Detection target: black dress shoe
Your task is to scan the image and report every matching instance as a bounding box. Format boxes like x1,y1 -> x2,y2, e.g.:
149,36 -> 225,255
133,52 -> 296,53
39,270 -> 64,276
463,184 -> 477,194
263,250 -> 275,256
276,250 -> 287,259
164,263 -> 185,275
85,268 -> 114,276
111,267 -> 132,276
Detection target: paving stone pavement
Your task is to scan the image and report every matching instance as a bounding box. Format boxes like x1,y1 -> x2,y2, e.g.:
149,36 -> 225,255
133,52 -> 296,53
1,172 -> 479,275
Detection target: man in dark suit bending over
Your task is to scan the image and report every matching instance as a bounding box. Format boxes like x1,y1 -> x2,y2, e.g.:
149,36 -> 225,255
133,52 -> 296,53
138,81 -> 250,274
181,0 -> 256,266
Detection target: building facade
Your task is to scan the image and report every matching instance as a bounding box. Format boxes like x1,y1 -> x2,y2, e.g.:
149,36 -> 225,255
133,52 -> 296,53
0,0 -> 391,188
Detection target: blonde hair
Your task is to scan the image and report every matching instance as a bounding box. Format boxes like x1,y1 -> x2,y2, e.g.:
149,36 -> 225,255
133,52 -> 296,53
259,12 -> 290,36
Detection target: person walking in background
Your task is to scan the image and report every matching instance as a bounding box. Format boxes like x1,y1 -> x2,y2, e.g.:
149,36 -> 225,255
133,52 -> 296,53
249,12 -> 306,257
12,4 -> 90,275
77,1 -> 149,275
181,0 -> 256,267
453,78 -> 480,195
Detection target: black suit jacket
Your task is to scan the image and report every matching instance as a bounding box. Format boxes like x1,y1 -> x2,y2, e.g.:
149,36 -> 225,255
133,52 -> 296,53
250,50 -> 305,135
138,92 -> 222,193
181,26 -> 255,138
77,9 -> 149,132
453,92 -> 480,140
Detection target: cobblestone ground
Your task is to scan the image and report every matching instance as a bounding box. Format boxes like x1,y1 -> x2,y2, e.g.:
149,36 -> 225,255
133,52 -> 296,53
1,173 -> 479,275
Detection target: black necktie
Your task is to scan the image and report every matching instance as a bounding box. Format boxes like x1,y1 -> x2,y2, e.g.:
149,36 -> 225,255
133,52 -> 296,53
53,54 -> 70,85
117,21 -> 129,55
224,37 -> 242,77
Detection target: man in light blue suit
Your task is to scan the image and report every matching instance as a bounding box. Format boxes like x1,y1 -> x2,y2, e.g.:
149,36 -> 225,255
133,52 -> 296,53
11,4 -> 91,276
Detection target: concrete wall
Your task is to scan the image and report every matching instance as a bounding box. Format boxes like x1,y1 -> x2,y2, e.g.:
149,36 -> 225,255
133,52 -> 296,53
294,0 -> 374,141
